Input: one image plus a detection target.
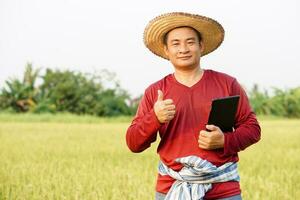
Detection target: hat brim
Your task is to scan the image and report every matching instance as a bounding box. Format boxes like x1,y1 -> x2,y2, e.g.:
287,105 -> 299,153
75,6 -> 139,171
143,12 -> 225,59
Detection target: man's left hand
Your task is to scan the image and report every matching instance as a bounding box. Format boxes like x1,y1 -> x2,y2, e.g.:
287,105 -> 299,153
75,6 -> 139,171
198,125 -> 224,150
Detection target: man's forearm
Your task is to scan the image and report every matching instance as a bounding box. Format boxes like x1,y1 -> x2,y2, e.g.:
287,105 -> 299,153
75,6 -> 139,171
126,109 -> 161,153
223,112 -> 261,156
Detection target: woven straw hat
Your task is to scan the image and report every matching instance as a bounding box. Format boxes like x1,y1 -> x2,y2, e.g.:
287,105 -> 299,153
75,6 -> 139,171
143,12 -> 225,59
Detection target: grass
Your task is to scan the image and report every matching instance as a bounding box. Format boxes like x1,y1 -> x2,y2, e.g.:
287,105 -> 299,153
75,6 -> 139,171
0,114 -> 299,199
239,119 -> 300,199
0,113 -> 132,123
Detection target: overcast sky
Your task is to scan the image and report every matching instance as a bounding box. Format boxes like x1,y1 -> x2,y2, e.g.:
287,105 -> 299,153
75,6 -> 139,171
1,0 -> 299,97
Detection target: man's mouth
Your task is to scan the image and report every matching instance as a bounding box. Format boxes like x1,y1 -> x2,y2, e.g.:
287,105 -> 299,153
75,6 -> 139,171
177,56 -> 192,60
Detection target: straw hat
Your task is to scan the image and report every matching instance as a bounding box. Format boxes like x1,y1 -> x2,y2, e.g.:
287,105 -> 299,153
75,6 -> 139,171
143,12 -> 225,59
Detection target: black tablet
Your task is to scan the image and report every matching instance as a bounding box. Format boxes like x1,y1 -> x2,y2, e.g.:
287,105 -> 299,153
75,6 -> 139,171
207,95 -> 240,132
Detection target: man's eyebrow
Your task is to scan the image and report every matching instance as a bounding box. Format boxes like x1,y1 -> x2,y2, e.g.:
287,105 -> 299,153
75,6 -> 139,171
186,37 -> 196,41
170,39 -> 180,42
169,37 -> 197,43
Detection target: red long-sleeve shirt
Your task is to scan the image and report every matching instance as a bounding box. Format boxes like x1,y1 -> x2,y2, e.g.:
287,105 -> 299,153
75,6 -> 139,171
126,69 -> 261,199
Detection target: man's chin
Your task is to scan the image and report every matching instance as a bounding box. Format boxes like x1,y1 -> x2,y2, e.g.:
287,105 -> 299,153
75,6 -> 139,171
173,61 -> 196,69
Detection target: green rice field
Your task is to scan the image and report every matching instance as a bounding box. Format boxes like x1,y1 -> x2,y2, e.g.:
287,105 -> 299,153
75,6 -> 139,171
0,114 -> 299,199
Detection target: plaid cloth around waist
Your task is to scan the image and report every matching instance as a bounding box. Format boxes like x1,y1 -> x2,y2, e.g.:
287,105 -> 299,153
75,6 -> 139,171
158,155 -> 240,200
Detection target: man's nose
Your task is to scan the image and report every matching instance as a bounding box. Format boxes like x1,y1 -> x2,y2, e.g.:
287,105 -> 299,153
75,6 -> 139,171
178,44 -> 189,53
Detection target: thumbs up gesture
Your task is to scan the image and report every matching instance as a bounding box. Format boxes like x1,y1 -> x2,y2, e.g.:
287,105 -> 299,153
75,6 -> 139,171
154,90 -> 176,123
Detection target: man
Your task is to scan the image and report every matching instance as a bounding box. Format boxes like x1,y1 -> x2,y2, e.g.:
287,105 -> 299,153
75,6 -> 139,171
126,12 -> 261,200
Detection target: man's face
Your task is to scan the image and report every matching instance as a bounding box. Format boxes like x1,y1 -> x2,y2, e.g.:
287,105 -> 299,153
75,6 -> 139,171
164,27 -> 204,70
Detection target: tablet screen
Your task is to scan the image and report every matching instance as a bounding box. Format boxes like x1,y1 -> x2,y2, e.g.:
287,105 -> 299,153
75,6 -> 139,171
207,95 -> 240,132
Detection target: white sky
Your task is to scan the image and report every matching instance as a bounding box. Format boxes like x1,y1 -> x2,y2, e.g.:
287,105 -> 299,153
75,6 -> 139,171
1,0 -> 299,98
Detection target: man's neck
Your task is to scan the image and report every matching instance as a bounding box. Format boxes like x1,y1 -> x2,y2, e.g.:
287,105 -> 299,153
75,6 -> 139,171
173,67 -> 204,87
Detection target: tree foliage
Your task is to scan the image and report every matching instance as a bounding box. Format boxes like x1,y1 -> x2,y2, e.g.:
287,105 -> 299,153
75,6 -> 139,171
249,84 -> 300,118
0,64 -> 136,116
0,63 -> 39,112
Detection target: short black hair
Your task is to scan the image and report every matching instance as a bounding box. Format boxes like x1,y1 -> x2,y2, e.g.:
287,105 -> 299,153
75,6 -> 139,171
163,26 -> 202,45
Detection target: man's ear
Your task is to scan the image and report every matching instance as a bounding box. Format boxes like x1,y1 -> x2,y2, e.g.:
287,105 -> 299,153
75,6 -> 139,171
199,41 -> 204,54
164,45 -> 169,58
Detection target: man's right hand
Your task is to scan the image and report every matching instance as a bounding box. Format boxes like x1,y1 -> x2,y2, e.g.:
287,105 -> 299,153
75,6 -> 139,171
154,90 -> 176,123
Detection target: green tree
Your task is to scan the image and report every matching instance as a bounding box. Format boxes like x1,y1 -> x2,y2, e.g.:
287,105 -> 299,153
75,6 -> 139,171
269,87 -> 300,118
0,63 -> 39,112
249,84 -> 270,115
38,69 -> 133,116
248,85 -> 300,118
39,69 -> 101,114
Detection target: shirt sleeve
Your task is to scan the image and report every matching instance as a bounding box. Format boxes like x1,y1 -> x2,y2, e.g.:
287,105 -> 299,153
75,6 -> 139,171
222,79 -> 261,156
126,87 -> 161,153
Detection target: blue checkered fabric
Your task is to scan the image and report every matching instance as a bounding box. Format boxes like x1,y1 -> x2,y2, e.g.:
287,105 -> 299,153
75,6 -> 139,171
158,155 -> 240,200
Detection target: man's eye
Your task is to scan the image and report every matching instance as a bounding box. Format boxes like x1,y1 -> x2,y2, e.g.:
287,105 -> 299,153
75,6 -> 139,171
188,41 -> 195,45
172,43 -> 179,46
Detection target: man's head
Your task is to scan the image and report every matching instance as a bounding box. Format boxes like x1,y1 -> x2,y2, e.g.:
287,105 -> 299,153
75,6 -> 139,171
163,26 -> 204,69
143,12 -> 224,60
